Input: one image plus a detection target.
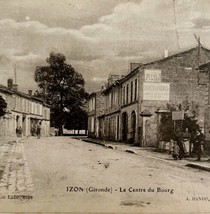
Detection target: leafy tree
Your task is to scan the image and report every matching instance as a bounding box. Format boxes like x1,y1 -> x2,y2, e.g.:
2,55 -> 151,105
0,95 -> 7,117
34,52 -> 88,135
64,105 -> 88,134
159,97 -> 199,141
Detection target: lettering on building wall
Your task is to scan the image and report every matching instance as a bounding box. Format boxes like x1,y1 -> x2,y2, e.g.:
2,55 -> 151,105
143,82 -> 170,101
144,69 -> 161,82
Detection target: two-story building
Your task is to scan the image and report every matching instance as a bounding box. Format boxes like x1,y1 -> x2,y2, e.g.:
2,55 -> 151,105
87,91 -> 105,138
0,79 -> 50,138
88,45 -> 210,147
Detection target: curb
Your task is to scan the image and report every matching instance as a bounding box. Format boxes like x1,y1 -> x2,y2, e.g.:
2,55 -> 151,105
186,163 -> 210,172
125,149 -> 138,155
105,144 -> 116,149
79,138 -> 210,172
81,139 -> 106,147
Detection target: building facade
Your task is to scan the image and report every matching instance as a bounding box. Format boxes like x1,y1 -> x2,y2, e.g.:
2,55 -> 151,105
0,80 -> 50,138
88,91 -> 105,138
88,46 -> 210,146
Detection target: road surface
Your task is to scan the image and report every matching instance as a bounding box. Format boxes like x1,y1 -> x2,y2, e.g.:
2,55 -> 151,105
0,136 -> 210,213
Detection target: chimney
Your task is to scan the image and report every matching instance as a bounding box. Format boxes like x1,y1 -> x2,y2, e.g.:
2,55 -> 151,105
164,50 -> 169,58
28,90 -> 33,96
13,84 -> 18,91
7,78 -> 13,90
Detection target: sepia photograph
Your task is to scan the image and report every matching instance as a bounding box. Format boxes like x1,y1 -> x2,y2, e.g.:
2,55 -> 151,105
0,0 -> 210,213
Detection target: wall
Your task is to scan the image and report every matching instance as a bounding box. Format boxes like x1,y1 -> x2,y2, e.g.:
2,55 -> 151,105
139,47 -> 210,146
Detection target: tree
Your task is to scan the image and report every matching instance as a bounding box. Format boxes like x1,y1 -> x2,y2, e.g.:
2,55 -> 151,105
64,105 -> 88,134
159,97 -> 199,141
34,52 -> 88,135
0,95 -> 7,117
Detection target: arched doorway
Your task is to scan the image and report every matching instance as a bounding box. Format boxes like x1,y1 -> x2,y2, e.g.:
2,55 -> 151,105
122,112 -> 128,141
131,111 -> 136,144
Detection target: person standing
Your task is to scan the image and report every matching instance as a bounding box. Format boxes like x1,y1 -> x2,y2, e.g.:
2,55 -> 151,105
194,130 -> 205,161
16,126 -> 19,137
181,128 -> 191,155
175,128 -> 185,158
18,126 -> 23,138
36,122 -> 41,139
172,141 -> 181,160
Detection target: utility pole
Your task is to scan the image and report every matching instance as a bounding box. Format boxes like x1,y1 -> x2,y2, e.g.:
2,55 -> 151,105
14,64 -> 17,84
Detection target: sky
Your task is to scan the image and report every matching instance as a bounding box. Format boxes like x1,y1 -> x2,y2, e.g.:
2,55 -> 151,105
0,0 -> 210,93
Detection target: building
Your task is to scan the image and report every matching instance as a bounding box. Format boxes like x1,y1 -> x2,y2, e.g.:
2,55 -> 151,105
99,79 -> 121,141
88,46 -> 210,146
196,61 -> 210,140
87,91 -> 105,138
0,79 -> 50,138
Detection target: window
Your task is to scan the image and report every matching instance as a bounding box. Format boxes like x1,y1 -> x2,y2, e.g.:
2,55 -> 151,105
131,81 -> 133,103
91,117 -> 95,132
134,79 -> 138,101
126,84 -> 129,104
123,86 -> 126,105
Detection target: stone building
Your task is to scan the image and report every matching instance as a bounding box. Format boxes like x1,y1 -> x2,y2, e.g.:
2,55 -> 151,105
87,91 -> 105,138
0,79 -> 50,138
139,46 -> 210,146
196,61 -> 210,140
99,80 -> 121,141
88,46 -> 210,146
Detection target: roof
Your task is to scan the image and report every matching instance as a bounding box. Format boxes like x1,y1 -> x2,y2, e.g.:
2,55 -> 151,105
197,61 -> 210,69
0,84 -> 45,104
88,91 -> 101,98
90,45 -> 210,95
0,85 -> 14,95
119,66 -> 140,84
142,46 -> 210,67
102,80 -> 121,94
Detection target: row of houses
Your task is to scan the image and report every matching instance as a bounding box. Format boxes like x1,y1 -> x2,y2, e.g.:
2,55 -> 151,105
0,79 -> 50,138
88,46 -> 210,147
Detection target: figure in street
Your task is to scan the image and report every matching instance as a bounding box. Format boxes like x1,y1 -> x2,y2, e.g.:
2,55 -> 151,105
181,128 -> 191,155
16,126 -> 19,137
18,126 -> 23,138
193,129 -> 205,161
36,122 -> 41,139
172,141 -> 181,160
175,128 -> 185,158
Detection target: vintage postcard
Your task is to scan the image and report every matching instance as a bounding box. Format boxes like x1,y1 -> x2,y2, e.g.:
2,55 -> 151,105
0,0 -> 210,213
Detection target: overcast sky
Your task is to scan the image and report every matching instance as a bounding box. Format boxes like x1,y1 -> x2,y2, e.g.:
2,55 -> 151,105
0,0 -> 210,93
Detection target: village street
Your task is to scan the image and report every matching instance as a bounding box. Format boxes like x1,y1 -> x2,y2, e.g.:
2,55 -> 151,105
0,137 -> 210,213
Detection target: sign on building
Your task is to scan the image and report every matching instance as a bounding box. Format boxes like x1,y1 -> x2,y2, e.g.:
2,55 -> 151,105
143,82 -> 170,101
144,69 -> 161,82
172,111 -> 184,120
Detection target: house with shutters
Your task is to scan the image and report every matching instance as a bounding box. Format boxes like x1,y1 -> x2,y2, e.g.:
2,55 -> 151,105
88,45 -> 210,146
0,79 -> 50,138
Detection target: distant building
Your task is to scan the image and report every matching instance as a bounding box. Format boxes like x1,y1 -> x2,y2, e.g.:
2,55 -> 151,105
87,91 -> 105,138
0,79 -> 50,138
87,46 -> 210,146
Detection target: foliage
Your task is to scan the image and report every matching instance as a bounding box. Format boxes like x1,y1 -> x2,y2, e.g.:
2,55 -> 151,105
64,105 -> 88,131
34,52 -> 88,135
159,97 -> 199,141
0,95 -> 7,117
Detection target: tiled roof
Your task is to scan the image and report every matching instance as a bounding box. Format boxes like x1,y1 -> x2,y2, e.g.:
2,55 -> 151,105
0,84 -> 44,104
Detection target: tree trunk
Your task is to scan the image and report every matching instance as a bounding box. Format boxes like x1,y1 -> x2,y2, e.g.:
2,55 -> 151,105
58,126 -> 63,136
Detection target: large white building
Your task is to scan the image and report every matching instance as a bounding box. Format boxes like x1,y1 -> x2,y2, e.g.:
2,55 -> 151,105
0,79 -> 50,138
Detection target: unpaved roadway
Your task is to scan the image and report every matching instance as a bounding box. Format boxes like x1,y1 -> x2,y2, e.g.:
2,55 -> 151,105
0,136 -> 210,213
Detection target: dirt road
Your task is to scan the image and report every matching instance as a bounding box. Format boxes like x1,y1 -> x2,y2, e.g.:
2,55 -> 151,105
0,136 -> 210,213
